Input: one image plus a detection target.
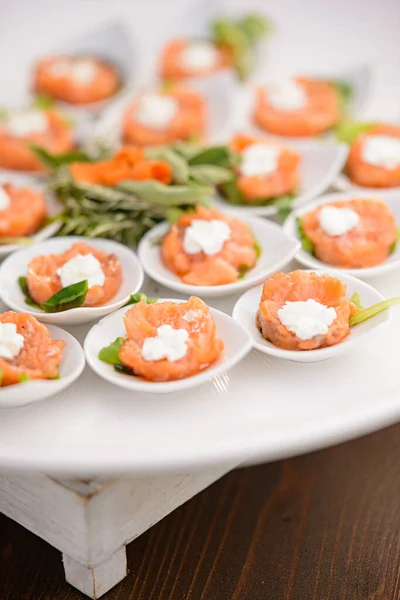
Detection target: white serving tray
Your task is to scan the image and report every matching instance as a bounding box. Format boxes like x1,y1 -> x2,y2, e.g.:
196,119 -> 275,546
0,263 -> 399,477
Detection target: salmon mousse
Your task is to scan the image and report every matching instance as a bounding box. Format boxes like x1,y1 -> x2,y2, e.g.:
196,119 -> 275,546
33,55 -> 121,105
99,296 -> 224,382
69,146 -> 172,187
0,108 -> 74,172
346,125 -> 400,188
222,134 -> 300,204
298,199 -> 398,269
256,270 -> 400,352
0,312 -> 65,386
253,78 -> 341,137
22,242 -> 122,311
159,39 -> 232,81
161,206 -> 259,286
122,87 -> 206,147
0,183 -> 47,240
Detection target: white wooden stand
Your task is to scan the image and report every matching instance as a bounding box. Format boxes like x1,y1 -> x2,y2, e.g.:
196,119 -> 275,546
0,463 -> 237,598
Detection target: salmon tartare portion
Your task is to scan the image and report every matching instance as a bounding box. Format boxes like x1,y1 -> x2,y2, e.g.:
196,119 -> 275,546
118,296 -> 224,382
159,39 -> 231,80
346,124 -> 400,188
70,146 -> 172,186
27,242 -> 122,307
0,183 -> 47,239
0,108 -> 74,172
253,77 -> 341,137
33,55 -> 121,105
161,206 -> 258,286
0,312 -> 65,386
228,134 -> 300,202
256,270 -> 357,351
122,87 -> 206,146
300,198 -> 397,269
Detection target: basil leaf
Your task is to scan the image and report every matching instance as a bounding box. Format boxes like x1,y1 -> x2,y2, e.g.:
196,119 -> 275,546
117,180 -> 213,205
98,337 -> 125,365
275,196 -> 294,222
18,276 -> 42,310
254,240 -> 262,259
296,216 -> 315,254
219,178 -> 246,205
114,363 -> 134,375
189,164 -> 234,186
349,297 -> 400,327
41,280 -> 89,313
144,146 -> 190,184
389,228 -> 400,254
238,13 -> 272,42
334,121 -> 377,145
30,94 -> 55,110
350,292 -> 363,310
124,293 -> 158,307
237,264 -> 250,279
18,373 -> 30,383
188,146 -> 240,168
30,145 -> 92,170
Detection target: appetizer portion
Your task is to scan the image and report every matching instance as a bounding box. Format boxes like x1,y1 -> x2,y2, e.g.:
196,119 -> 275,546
100,296 -> 224,382
0,311 -> 65,386
160,40 -> 231,81
0,107 -> 74,171
122,87 -> 206,146
33,55 -> 121,105
256,270 -> 356,351
346,124 -> 400,188
161,206 -> 258,285
70,146 -> 172,186
222,134 -> 300,204
298,198 -> 398,268
0,183 -> 47,239
24,242 -> 122,310
253,77 -> 341,137
159,13 -> 270,82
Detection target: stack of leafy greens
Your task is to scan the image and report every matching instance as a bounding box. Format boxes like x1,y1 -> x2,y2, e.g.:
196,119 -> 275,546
32,143 -> 239,247
211,13 -> 273,81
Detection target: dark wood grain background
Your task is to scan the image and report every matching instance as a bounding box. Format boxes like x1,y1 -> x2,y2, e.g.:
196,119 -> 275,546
1,423 -> 400,600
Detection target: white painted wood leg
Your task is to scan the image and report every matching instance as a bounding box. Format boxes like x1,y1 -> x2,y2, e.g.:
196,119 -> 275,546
0,461 -> 239,598
63,547 -> 127,599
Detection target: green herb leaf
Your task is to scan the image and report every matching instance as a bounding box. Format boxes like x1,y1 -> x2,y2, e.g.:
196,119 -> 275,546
18,373 -> 30,383
238,13 -> 273,42
114,363 -> 134,375
389,228 -> 400,254
189,164 -> 234,186
219,178 -> 246,205
188,146 -> 240,168
349,297 -> 400,327
328,79 -> 353,117
30,94 -> 55,110
41,280 -> 89,313
18,276 -> 42,310
334,120 -> 377,145
124,293 -> 158,307
98,337 -> 125,365
30,145 -> 92,170
275,196 -> 294,222
144,146 -> 190,184
296,216 -> 315,254
350,292 -> 363,310
237,264 -> 250,279
165,207 -> 186,224
117,180 -> 213,205
254,240 -> 262,259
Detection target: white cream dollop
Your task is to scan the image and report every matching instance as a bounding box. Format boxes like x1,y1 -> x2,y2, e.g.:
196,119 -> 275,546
6,109 -> 48,137
183,219 -> 231,256
142,324 -> 189,362
361,135 -> 400,170
135,93 -> 179,130
50,58 -> 98,84
0,187 -> 11,211
278,299 -> 337,341
57,253 -> 105,289
0,323 -> 24,360
268,80 -> 307,112
318,205 -> 360,237
240,143 -> 280,176
180,41 -> 219,71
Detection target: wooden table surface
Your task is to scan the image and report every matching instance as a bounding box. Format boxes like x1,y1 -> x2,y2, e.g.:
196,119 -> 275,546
1,423 -> 400,600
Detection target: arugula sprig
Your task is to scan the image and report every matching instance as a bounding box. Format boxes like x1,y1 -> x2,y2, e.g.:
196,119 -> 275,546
296,217 -> 315,254
19,277 -> 88,313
